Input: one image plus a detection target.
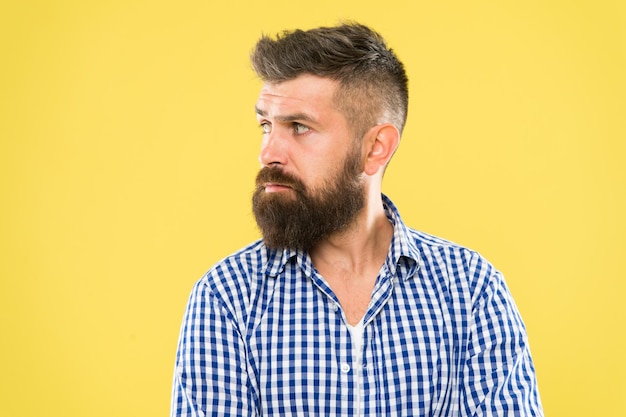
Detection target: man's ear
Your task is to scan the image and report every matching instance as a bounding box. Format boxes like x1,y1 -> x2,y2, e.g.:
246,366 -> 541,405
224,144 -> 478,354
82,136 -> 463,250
362,123 -> 400,176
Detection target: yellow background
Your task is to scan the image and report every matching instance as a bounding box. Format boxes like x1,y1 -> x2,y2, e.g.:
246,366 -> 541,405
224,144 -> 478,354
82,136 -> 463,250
1,1 -> 624,415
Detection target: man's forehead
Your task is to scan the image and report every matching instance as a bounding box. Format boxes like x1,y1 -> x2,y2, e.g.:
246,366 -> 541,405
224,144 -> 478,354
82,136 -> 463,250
255,75 -> 339,117
260,75 -> 337,100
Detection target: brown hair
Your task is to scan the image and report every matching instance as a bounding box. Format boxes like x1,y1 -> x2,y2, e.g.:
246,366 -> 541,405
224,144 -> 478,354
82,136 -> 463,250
251,22 -> 409,139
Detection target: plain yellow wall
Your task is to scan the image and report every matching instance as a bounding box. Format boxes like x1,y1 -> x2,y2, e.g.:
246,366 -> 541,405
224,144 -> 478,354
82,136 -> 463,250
1,1 -> 624,415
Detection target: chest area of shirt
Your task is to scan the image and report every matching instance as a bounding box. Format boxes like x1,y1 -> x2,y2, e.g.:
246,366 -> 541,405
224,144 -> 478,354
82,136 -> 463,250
245,277 -> 460,415
249,279 -> 454,343
248,273 -> 459,367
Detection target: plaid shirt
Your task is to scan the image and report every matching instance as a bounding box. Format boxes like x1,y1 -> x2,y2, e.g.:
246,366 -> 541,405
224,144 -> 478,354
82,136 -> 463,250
171,195 -> 543,416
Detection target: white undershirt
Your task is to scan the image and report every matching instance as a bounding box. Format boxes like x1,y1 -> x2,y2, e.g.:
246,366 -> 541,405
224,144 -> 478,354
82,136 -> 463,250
346,319 -> 365,416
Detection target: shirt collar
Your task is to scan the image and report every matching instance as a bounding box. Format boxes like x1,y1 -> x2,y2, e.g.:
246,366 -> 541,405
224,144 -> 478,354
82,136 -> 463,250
262,246 -> 299,277
381,194 -> 421,281
262,194 -> 421,280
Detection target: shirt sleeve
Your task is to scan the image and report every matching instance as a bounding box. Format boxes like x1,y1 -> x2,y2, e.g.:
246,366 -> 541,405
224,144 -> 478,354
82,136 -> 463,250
170,278 -> 258,417
461,264 -> 544,416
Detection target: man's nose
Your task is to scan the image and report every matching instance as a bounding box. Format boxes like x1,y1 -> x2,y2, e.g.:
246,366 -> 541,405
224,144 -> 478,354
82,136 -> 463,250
258,130 -> 288,167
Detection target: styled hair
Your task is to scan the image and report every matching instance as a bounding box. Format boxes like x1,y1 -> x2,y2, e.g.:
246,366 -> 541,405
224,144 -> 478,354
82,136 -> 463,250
250,22 -> 409,139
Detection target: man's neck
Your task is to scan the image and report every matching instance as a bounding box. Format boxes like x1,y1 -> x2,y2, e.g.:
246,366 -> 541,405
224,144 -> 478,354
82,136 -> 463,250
309,196 -> 393,282
308,196 -> 393,325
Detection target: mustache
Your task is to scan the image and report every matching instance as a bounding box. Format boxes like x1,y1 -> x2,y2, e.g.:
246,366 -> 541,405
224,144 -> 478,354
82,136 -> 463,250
255,167 -> 305,192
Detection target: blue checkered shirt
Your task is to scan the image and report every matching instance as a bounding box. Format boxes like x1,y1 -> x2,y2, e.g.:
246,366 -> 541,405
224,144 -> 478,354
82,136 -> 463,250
171,195 -> 543,416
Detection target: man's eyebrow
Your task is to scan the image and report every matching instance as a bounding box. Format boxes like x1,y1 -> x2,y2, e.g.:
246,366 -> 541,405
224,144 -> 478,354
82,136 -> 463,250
255,106 -> 317,124
255,106 -> 266,117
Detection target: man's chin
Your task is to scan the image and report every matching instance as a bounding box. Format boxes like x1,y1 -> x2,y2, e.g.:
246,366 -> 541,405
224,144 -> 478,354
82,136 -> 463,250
263,190 -> 298,202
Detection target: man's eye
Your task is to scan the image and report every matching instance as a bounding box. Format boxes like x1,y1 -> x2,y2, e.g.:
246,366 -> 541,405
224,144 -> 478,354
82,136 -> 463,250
293,123 -> 310,134
260,123 -> 271,134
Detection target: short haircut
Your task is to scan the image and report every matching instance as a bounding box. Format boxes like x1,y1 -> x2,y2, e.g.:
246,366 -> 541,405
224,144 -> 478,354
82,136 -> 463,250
250,22 -> 409,139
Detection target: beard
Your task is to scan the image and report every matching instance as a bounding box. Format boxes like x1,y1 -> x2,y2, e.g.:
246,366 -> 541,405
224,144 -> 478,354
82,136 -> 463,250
252,147 -> 365,251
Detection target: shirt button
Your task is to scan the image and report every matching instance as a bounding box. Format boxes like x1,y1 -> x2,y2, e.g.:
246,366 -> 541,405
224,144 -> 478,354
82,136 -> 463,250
341,363 -> 351,373
332,303 -> 339,312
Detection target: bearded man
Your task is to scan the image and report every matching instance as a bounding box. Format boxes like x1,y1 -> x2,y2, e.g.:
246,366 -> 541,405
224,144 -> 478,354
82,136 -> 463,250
171,23 -> 543,417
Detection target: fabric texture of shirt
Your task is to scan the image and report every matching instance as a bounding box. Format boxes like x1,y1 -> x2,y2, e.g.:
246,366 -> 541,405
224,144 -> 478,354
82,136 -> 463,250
171,195 -> 543,416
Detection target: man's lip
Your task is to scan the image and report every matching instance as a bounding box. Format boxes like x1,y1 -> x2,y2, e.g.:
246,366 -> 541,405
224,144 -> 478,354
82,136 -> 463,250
263,183 -> 293,192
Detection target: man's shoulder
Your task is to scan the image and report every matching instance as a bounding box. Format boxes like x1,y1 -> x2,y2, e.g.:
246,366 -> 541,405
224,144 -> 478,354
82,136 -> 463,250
405,226 -> 477,259
184,240 -> 271,324
386,195 -> 482,261
202,239 -> 268,281
407,227 -> 466,249
402,226 -> 497,288
191,240 -> 268,293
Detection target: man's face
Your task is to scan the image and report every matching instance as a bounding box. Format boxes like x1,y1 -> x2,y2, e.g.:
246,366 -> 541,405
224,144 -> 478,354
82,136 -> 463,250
252,75 -> 366,250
